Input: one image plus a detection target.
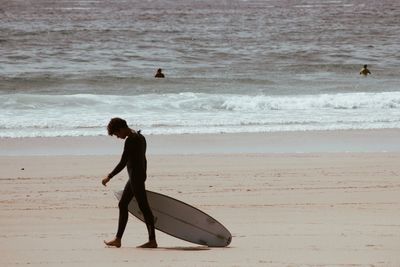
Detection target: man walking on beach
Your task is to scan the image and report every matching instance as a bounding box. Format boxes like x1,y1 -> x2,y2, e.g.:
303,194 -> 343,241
102,117 -> 157,248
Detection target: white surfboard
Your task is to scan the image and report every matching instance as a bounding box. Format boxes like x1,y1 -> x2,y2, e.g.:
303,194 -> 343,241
114,190 -> 232,247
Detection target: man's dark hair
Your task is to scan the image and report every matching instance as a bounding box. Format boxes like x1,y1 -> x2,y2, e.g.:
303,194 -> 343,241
107,117 -> 128,135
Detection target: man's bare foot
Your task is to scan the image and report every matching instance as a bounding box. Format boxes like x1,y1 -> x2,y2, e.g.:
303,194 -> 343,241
104,237 -> 121,248
137,240 -> 158,248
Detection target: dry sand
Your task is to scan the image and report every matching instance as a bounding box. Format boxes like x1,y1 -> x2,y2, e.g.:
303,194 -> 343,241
1,131 -> 400,266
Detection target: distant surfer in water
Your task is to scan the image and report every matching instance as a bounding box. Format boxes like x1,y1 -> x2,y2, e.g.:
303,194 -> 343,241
102,118 -> 157,248
359,64 -> 371,76
154,68 -> 165,78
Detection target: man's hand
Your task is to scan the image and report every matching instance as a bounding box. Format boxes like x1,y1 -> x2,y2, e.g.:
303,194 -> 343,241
102,176 -> 111,187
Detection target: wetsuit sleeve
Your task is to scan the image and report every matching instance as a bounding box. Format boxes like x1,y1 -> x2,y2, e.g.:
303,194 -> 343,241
107,140 -> 130,179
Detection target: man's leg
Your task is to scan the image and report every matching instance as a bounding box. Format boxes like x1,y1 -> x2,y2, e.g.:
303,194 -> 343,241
104,181 -> 134,247
133,180 -> 157,248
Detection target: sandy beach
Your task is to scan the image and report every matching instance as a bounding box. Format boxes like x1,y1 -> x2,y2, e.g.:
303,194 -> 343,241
1,130 -> 400,266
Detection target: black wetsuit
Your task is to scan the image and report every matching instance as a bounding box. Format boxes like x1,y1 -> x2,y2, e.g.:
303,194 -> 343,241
108,131 -> 155,241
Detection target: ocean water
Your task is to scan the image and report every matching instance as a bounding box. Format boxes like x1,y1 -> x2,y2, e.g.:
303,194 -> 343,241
1,0 -> 400,137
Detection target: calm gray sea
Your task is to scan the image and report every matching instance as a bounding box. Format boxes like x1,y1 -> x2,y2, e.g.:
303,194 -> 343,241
1,0 -> 400,137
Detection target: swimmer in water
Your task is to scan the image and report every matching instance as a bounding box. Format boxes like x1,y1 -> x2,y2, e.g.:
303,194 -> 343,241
154,68 -> 165,78
359,65 -> 371,76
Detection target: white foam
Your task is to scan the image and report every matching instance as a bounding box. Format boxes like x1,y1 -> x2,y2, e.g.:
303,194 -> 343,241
1,92 -> 400,137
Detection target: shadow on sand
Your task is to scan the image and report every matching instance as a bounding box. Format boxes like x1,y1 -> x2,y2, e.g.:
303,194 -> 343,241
160,246 -> 211,251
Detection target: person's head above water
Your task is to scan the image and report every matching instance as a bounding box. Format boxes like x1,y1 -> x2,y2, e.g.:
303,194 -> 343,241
155,68 -> 165,78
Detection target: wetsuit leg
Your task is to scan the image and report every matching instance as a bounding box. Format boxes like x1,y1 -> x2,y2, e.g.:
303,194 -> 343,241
116,181 -> 134,239
133,180 -> 156,241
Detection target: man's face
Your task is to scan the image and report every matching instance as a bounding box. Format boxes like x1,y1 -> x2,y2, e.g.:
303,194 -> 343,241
114,129 -> 126,139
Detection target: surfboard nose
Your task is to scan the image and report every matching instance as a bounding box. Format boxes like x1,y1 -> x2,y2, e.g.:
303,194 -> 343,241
225,235 -> 232,246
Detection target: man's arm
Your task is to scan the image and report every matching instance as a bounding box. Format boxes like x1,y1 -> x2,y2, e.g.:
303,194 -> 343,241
102,140 -> 130,186
108,148 -> 128,179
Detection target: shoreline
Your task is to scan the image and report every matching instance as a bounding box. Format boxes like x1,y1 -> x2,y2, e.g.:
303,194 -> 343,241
1,128 -> 400,156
